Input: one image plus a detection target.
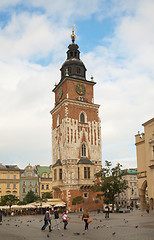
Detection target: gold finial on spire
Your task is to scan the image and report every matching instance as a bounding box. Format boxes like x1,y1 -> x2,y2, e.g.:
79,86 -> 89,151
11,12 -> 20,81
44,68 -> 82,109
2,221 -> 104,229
71,24 -> 76,43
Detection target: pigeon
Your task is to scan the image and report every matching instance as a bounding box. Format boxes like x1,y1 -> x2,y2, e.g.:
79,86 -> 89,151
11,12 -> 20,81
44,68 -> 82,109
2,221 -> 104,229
135,225 -> 138,228
73,232 -> 80,235
61,233 -> 64,236
112,232 -> 116,235
47,234 -> 49,238
100,220 -> 102,222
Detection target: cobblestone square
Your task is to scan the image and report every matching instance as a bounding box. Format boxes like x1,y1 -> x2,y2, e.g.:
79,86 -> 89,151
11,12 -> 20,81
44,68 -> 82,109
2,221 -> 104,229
0,210 -> 154,240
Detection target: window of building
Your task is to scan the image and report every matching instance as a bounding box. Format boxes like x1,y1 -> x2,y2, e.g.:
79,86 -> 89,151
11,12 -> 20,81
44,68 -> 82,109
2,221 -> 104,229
23,188 -> 25,193
23,181 -> 26,186
59,168 -> 62,180
13,184 -> 16,189
7,175 -> 10,179
42,184 -> 44,190
7,184 -> 10,188
77,67 -> 80,74
54,169 -> 57,181
130,182 -> 132,186
68,67 -> 71,73
80,112 -> 85,123
83,193 -> 88,198
81,143 -> 86,157
134,177 -> 136,180
13,175 -> 16,179
78,167 -> 80,179
35,188 -> 37,193
130,177 -> 132,180
134,182 -> 137,186
84,167 -> 90,179
57,115 -> 60,127
46,184 -> 49,190
44,173 -> 47,178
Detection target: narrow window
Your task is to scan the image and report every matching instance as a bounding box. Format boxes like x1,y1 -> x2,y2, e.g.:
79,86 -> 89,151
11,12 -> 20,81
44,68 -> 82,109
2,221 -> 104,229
80,113 -> 85,123
42,184 -> 44,190
78,167 -> 80,179
59,168 -> 62,180
84,167 -> 90,179
46,184 -> 49,190
82,143 -> 86,157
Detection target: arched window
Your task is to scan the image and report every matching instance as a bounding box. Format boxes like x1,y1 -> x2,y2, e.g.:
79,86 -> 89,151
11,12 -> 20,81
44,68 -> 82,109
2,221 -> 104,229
80,113 -> 85,123
81,143 -> 86,157
57,115 -> 60,127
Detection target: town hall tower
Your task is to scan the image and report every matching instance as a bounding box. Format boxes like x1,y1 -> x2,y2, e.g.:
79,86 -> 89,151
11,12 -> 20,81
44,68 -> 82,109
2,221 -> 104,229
50,29 -> 102,211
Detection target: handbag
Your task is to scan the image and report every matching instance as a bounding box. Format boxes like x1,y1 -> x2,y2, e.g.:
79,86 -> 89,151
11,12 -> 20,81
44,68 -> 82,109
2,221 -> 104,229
87,217 -> 92,223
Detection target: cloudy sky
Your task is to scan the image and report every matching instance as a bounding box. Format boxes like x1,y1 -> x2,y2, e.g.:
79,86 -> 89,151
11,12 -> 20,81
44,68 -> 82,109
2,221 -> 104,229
0,0 -> 153,169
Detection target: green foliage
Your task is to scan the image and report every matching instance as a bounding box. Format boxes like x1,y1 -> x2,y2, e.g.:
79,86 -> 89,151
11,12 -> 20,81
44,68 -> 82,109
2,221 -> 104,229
93,161 -> 128,210
24,190 -> 39,203
42,192 -> 53,200
72,196 -> 84,205
0,194 -> 19,207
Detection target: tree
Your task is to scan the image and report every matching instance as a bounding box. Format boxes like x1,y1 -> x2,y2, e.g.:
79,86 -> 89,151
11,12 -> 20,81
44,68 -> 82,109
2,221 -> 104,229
72,196 -> 84,212
0,194 -> 19,207
42,192 -> 53,201
93,161 -> 128,210
24,190 -> 39,203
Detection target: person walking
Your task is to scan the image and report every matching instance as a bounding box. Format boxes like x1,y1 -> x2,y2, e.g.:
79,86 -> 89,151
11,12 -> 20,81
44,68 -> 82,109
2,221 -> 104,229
62,211 -> 68,230
54,208 -> 60,230
82,209 -> 90,231
41,207 -> 52,232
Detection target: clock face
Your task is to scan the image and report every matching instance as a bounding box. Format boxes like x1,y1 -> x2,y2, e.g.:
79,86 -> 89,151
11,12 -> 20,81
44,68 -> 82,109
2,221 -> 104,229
58,87 -> 63,99
75,83 -> 86,95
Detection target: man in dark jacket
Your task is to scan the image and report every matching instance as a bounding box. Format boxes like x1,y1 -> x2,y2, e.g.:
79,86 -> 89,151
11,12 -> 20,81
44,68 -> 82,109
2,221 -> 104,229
41,207 -> 52,232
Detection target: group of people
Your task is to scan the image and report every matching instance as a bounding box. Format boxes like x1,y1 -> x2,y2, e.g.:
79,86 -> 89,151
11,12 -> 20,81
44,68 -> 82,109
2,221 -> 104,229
41,208 -> 92,232
41,208 -> 68,232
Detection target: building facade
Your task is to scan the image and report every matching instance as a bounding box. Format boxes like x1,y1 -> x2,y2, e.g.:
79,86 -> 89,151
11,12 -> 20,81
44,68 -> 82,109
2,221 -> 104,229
135,117 -> 154,210
36,165 -> 52,198
118,169 -> 139,208
20,164 -> 39,201
0,164 -> 20,199
50,29 -> 103,211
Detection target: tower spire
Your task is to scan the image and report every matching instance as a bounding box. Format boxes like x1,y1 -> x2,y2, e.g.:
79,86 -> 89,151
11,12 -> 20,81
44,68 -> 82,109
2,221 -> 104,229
71,24 -> 76,43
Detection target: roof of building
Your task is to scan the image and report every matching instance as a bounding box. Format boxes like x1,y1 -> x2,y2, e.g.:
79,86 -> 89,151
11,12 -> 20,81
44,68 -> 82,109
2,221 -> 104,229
52,159 -> 62,168
123,168 -> 137,175
37,166 -> 51,177
77,158 -> 94,165
0,164 -> 19,170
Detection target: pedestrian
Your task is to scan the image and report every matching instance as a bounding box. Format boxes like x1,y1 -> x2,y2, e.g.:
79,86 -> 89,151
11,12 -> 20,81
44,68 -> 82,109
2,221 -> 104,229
54,208 -> 60,230
146,203 -> 150,213
62,211 -> 68,229
0,210 -> 2,224
105,205 -> 110,218
82,209 -> 90,231
41,207 -> 52,232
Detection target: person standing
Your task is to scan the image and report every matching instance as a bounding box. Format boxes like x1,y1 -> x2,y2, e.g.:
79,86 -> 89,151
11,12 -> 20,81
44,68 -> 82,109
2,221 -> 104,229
82,209 -> 89,231
105,205 -> 110,218
41,207 -> 52,232
0,210 -> 2,224
54,208 -> 60,230
62,211 -> 68,230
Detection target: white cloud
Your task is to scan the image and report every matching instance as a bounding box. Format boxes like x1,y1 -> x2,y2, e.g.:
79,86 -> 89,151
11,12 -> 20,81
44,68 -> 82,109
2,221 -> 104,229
0,0 -> 153,170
